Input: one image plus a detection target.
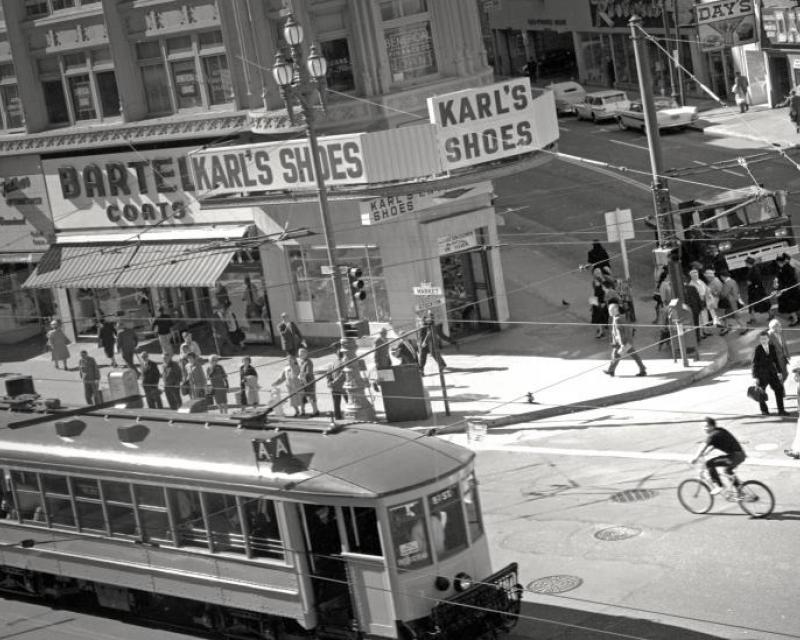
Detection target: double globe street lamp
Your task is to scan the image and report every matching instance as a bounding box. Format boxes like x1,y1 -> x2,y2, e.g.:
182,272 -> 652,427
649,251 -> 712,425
271,13 -> 375,421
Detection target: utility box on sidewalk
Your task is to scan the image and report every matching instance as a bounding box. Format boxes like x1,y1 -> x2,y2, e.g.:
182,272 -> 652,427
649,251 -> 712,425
379,364 -> 431,422
107,369 -> 142,408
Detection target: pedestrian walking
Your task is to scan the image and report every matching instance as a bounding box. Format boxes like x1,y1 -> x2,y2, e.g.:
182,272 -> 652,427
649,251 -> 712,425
205,354 -> 229,413
151,307 -> 174,357
140,351 -> 163,409
116,324 -> 139,375
775,253 -> 800,325
210,307 -> 234,356
77,349 -> 101,405
326,350 -> 348,420
785,365 -> 800,458
418,310 -> 457,373
789,89 -> 800,133
731,71 -> 750,113
179,331 -> 202,362
744,256 -> 769,323
751,330 -> 787,416
239,356 -> 259,406
162,353 -> 183,410
184,352 -> 207,401
374,326 -> 393,370
278,312 -> 305,358
272,356 -> 303,416
586,240 -> 611,272
46,320 -> 71,370
604,302 -> 647,377
97,317 -> 117,367
687,268 -> 711,338
590,267 -> 608,339
767,318 -> 791,381
703,268 -> 724,332
170,305 -> 185,350
297,347 -> 319,416
718,271 -> 747,334
222,306 -> 245,351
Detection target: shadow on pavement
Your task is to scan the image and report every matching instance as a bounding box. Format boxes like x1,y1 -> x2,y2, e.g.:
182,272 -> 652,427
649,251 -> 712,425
0,335 -> 45,364
519,600 -> 729,639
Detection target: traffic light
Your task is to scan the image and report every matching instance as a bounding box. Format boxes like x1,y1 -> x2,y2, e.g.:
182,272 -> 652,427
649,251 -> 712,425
347,267 -> 366,302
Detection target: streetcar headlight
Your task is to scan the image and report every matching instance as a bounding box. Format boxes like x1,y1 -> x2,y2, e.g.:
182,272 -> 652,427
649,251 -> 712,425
718,241 -> 732,252
434,576 -> 451,591
775,228 -> 788,237
454,572 -> 473,592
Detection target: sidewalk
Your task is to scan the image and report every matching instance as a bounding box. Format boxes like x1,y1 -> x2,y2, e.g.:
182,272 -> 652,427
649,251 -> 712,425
692,103 -> 800,147
0,309 -> 729,434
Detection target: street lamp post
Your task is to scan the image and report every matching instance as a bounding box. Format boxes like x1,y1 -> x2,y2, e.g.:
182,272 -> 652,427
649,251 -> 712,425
271,13 -> 375,421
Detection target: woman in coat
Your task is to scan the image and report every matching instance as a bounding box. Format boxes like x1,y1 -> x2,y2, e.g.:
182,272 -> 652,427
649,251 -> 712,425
272,357 -> 303,416
297,347 -> 319,416
205,354 -> 229,413
97,317 -> 117,367
239,356 -> 259,406
184,352 -> 207,400
589,268 -> 607,339
46,320 -> 71,370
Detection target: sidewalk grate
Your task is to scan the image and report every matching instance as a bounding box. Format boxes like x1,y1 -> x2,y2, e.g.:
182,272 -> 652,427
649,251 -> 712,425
610,488 -> 657,503
527,575 -> 583,594
594,525 -> 642,541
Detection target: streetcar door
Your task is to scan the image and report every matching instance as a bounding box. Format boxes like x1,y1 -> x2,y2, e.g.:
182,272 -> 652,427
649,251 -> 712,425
301,504 -> 353,626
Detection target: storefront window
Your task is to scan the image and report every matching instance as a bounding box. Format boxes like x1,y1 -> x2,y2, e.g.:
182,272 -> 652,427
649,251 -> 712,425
69,74 -> 96,120
288,246 -> 389,323
202,54 -> 232,105
0,265 -> 41,334
0,84 -> 23,129
68,287 -> 152,335
381,0 -> 436,83
172,59 -> 202,109
43,79 -> 69,124
141,63 -> 172,114
576,32 -> 609,86
320,39 -> 355,92
213,261 -> 270,344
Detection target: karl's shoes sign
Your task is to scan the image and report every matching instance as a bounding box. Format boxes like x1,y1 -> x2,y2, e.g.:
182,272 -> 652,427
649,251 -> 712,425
43,147 -> 255,230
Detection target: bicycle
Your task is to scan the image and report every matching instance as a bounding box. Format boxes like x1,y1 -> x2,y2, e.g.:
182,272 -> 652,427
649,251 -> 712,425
677,464 -> 775,518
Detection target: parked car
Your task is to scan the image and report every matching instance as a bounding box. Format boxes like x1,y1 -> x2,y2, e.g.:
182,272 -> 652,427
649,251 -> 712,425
617,97 -> 699,132
575,90 -> 631,122
546,81 -> 586,115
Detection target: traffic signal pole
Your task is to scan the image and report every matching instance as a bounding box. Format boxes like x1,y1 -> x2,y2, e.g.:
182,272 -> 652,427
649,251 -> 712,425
629,15 -> 686,312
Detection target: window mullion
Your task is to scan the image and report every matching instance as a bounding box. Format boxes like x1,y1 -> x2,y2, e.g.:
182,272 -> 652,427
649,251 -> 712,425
58,58 -> 75,124
161,41 -> 178,112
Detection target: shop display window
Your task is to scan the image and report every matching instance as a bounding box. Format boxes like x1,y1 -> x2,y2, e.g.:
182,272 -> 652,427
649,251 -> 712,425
288,246 -> 389,323
380,0 -> 437,84
0,264 -> 43,335
68,287 -> 153,336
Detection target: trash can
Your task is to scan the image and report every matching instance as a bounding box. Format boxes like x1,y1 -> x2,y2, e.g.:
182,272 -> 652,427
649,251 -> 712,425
4,375 -> 35,398
107,369 -> 142,408
380,364 -> 431,422
467,419 -> 488,444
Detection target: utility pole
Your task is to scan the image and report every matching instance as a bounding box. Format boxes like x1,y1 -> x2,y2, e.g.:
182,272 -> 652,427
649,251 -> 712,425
629,15 -> 686,310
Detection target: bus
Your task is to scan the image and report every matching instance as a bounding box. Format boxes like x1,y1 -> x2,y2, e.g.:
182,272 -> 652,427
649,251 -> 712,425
674,187 -> 796,273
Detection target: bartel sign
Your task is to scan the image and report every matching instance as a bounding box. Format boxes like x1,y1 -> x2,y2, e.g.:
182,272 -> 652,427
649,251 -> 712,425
427,78 -> 558,171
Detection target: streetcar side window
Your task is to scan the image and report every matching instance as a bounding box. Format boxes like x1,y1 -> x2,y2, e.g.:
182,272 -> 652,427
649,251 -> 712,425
389,498 -> 431,569
134,485 -> 172,544
10,470 -> 44,524
242,497 -> 283,559
463,473 -> 484,542
101,480 -> 137,537
170,488 -> 208,549
342,506 -> 383,556
41,473 -> 75,529
0,469 -> 10,519
72,477 -> 107,534
428,484 -> 468,560
205,492 -> 245,554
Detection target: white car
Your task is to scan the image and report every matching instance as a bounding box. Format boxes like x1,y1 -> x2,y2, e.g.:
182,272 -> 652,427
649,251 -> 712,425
575,90 -> 631,122
546,81 -> 586,115
617,97 -> 699,132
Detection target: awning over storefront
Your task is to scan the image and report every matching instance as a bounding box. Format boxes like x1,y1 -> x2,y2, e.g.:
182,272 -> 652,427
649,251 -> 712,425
24,242 -> 241,290
22,244 -> 138,289
113,243 -> 237,288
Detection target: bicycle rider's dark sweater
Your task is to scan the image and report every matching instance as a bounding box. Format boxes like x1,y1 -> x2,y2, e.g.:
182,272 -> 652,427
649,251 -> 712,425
706,427 -> 745,457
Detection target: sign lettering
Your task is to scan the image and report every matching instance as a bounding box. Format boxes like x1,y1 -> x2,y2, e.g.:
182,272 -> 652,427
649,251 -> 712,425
252,433 -> 293,464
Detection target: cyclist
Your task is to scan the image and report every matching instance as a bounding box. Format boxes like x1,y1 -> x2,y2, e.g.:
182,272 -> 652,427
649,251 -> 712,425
689,417 -> 747,495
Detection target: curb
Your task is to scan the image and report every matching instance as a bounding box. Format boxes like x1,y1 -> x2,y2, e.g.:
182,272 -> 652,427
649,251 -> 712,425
436,338 -> 729,434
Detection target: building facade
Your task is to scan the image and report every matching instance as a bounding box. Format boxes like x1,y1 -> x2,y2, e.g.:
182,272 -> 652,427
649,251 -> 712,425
0,0 -> 526,344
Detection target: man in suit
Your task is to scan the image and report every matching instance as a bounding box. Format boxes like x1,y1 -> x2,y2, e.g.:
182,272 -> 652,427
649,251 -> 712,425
140,351 -> 163,409
752,330 -> 787,416
604,303 -> 647,377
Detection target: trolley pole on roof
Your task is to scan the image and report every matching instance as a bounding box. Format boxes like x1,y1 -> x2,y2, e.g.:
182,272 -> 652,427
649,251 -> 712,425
629,15 -> 686,312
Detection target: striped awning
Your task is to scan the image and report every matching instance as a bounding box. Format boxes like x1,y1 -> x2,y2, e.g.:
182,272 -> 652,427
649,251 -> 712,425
113,243 -> 237,288
23,242 -> 237,289
22,244 -> 138,289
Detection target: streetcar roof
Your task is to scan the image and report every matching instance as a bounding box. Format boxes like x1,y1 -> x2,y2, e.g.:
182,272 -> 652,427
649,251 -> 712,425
0,410 -> 473,500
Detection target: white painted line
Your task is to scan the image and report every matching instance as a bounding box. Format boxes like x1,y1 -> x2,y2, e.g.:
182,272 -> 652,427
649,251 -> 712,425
691,159 -> 745,177
559,125 -> 571,132
610,139 -> 650,151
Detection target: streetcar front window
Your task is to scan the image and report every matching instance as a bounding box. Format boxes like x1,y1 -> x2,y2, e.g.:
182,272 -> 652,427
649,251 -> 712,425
744,198 -> 779,223
428,484 -> 468,560
389,498 -> 431,569
463,473 -> 484,543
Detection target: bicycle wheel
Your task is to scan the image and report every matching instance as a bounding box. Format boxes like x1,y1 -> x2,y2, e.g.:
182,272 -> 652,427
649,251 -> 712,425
737,480 -> 775,518
677,478 -> 713,514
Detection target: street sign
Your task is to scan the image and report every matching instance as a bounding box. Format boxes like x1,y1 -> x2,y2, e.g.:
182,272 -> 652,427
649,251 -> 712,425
413,283 -> 443,296
437,229 -> 479,255
605,208 -> 634,243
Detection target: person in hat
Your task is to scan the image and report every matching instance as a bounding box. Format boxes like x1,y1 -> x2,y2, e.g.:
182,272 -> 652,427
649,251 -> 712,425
374,326 -> 392,371
46,320 -> 71,370
751,330 -> 787,416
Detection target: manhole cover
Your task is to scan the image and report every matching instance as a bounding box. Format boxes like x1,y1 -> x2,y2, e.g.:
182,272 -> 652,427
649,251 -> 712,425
610,489 -> 657,503
527,575 -> 583,594
594,525 -> 642,541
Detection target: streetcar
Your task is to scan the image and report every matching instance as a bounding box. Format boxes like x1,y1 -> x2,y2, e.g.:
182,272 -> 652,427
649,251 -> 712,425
0,402 -> 521,640
674,186 -> 796,272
